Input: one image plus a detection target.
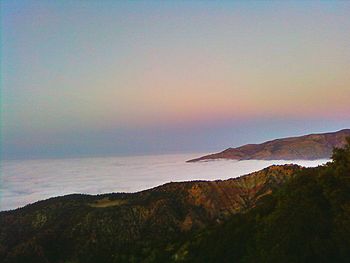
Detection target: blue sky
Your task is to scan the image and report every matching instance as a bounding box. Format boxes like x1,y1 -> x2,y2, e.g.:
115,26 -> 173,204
1,1 -> 350,159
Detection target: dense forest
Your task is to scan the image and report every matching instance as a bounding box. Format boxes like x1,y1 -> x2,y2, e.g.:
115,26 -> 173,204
1,138 -> 349,263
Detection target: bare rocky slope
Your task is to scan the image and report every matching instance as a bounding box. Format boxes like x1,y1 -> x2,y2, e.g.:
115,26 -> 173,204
187,129 -> 350,162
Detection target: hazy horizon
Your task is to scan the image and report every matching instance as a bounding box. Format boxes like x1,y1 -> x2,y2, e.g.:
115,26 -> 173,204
2,1 -> 350,160
1,126 -> 350,161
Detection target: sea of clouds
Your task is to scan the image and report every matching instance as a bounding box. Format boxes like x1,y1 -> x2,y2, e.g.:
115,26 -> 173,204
0,153 -> 329,211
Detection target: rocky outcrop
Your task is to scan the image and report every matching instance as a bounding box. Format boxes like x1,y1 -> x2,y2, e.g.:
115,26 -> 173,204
187,129 -> 350,162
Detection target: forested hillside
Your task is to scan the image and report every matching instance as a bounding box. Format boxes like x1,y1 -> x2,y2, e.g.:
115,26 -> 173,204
182,137 -> 350,262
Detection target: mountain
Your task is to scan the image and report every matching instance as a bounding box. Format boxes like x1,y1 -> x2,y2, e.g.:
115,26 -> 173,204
1,137 -> 349,263
0,164 -> 300,263
187,129 -> 350,162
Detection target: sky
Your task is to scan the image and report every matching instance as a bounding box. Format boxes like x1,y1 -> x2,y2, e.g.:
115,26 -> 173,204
1,0 -> 350,160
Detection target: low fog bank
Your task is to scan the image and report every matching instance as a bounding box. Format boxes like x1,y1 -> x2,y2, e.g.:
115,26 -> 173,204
1,154 -> 328,211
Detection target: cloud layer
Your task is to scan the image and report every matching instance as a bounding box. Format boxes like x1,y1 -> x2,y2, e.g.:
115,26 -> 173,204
1,153 -> 328,211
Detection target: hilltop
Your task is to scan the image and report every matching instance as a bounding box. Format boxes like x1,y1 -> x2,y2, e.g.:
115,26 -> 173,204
187,129 -> 350,162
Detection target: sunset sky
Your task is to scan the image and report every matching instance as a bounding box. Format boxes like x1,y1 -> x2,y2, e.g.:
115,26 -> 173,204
2,1 -> 350,159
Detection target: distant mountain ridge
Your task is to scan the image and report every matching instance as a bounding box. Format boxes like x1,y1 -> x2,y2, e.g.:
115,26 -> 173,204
187,129 -> 350,162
